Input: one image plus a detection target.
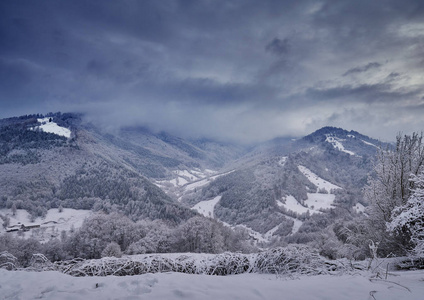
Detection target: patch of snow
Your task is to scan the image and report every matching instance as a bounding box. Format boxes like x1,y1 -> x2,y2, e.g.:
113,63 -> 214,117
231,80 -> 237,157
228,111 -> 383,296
210,170 -> 235,180
278,195 -> 311,215
285,216 -> 303,234
325,135 -> 355,155
192,196 -> 221,218
177,177 -> 189,186
361,139 -> 378,148
185,178 -> 210,191
174,170 -> 198,180
347,134 -> 355,138
264,225 -> 280,240
169,177 -> 189,187
2,268 -> 424,300
183,170 -> 234,191
298,165 -> 341,191
35,117 -> 71,138
353,203 -> 366,213
235,224 -> 268,243
279,156 -> 288,166
304,193 -> 336,211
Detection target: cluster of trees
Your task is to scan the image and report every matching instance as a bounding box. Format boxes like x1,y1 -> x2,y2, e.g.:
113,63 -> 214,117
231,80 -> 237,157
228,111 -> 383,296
0,119 -> 68,165
0,213 -> 256,267
335,133 -> 424,258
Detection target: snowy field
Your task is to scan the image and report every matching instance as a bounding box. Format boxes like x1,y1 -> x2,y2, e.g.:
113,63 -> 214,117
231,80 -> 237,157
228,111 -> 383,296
35,118 -> 71,138
298,166 -> 341,191
192,196 -> 222,218
1,269 -> 423,300
0,208 -> 92,242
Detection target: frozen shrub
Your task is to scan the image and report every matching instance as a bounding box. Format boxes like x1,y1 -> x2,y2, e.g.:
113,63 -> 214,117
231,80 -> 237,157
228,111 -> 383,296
101,242 -> 122,258
0,251 -> 19,270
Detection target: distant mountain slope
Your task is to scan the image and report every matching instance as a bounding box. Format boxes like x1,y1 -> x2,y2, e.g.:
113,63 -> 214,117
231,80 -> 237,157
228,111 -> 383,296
0,113 -> 207,223
178,126 -> 389,242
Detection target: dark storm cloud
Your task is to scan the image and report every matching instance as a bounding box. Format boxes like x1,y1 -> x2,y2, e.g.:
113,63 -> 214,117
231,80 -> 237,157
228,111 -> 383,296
1,0 -> 424,143
343,62 -> 382,76
305,83 -> 423,104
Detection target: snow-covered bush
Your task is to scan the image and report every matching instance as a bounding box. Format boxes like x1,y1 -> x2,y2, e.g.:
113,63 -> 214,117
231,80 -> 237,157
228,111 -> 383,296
0,251 -> 19,270
254,245 -> 328,276
27,253 -> 56,271
57,246 -> 336,278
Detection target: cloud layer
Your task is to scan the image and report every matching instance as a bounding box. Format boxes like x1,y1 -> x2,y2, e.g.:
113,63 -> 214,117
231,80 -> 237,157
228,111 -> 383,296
1,0 -> 424,143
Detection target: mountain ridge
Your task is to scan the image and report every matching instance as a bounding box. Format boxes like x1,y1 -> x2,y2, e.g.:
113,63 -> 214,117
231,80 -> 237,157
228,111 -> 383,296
0,112 -> 389,245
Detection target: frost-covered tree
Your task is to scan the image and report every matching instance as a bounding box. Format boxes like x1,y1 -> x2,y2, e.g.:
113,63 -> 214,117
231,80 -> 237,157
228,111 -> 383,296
388,172 -> 424,257
174,216 -> 224,253
101,242 -> 122,258
365,133 -> 424,255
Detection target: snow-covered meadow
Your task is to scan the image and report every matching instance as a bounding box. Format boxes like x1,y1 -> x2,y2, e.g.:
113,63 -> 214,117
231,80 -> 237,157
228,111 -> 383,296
1,268 -> 423,300
0,208 -> 92,242
33,118 -> 71,138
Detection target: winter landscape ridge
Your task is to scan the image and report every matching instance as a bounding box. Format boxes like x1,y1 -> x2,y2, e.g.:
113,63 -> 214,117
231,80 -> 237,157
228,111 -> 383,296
1,113 -> 424,299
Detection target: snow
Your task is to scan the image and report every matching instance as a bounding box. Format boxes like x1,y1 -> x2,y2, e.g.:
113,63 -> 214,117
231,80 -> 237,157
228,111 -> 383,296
192,196 -> 221,218
174,170 -> 197,180
0,208 -> 92,242
1,269 -> 423,300
353,202 -> 366,213
362,139 -> 379,148
285,216 -> 303,234
35,118 -> 71,138
304,193 -> 336,211
347,134 -> 355,138
279,156 -> 288,166
185,178 -> 210,191
234,224 -> 268,243
264,225 -> 280,240
325,135 -> 355,155
183,170 -> 234,191
298,165 -> 341,191
169,177 -> 189,187
278,195 -> 311,215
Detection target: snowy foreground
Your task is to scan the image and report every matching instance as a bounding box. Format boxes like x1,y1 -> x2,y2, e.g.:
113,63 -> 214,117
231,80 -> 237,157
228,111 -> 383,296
1,269 -> 424,300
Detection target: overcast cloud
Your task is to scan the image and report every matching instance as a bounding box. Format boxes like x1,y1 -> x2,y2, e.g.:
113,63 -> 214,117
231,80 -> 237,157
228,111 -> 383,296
1,0 -> 424,143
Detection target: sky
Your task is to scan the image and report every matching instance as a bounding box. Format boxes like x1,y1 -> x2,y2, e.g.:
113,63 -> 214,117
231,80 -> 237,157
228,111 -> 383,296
1,0 -> 424,144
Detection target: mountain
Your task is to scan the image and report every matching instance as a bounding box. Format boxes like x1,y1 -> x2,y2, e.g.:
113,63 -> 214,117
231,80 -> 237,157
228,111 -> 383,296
0,113 -> 388,246
174,126 -> 389,244
0,113 -> 244,224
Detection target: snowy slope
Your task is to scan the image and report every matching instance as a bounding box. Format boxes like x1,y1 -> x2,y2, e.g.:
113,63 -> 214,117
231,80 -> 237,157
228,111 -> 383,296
277,195 -> 310,215
192,196 -> 221,218
298,166 -> 341,191
1,269 -> 423,300
325,135 -> 355,155
305,193 -> 336,211
36,117 -> 71,138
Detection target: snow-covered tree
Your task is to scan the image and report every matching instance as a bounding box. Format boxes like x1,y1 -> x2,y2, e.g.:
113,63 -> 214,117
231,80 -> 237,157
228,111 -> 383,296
365,133 -> 424,255
388,171 -> 424,257
101,241 -> 122,258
